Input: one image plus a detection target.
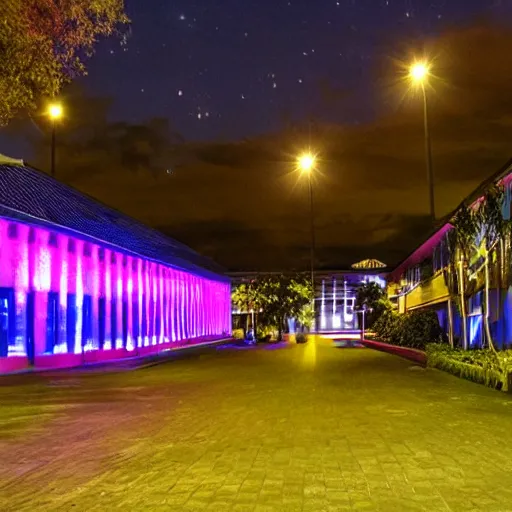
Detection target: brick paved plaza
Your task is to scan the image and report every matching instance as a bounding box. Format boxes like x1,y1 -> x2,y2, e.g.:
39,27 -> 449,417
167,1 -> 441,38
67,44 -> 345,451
2,337 -> 512,511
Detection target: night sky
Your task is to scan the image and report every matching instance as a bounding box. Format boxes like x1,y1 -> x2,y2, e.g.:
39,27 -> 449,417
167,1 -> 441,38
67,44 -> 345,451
84,0 -> 511,139
2,1 -> 512,272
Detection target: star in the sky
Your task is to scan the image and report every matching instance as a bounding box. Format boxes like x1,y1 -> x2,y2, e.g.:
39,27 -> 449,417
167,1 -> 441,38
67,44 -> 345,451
85,0 -> 509,141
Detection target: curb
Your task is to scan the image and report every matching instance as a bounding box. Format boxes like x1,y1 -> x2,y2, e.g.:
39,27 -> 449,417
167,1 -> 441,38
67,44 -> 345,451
361,339 -> 427,365
0,338 -> 236,377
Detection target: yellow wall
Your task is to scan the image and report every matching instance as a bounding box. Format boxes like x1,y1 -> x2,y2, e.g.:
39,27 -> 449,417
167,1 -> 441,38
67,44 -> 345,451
398,294 -> 406,314
387,282 -> 400,299
405,272 -> 449,311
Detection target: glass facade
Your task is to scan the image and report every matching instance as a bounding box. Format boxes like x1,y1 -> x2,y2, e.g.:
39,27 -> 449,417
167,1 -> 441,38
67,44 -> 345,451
315,273 -> 386,332
0,218 -> 231,372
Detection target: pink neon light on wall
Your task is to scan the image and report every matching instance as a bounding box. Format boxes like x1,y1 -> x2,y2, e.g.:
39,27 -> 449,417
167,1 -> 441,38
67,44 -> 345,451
0,217 -> 231,371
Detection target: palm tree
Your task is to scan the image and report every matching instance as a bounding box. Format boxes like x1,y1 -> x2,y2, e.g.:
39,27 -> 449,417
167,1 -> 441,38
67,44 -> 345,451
231,280 -> 263,338
444,231 -> 457,348
475,186 -> 505,353
447,205 -> 478,350
497,217 -> 512,348
355,282 -> 387,329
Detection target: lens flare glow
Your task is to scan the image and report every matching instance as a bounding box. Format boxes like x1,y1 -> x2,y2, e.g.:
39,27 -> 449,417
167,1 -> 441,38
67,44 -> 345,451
48,103 -> 63,120
298,153 -> 315,173
410,62 -> 429,83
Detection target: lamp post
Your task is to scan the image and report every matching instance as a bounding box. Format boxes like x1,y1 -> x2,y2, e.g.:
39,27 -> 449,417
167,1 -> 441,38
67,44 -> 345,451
409,62 -> 435,221
48,103 -> 63,178
361,306 -> 366,342
298,152 -> 317,331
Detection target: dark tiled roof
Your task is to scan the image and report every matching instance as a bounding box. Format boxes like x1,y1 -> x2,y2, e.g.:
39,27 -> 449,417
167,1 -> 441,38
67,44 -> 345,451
0,164 -> 228,281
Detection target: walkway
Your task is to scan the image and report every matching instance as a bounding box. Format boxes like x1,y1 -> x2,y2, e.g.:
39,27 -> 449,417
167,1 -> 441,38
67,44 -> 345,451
2,338 -> 512,511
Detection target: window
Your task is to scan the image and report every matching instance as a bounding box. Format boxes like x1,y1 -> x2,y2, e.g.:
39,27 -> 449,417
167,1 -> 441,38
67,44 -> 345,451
49,233 -> 58,248
132,296 -> 140,346
7,223 -> 18,240
141,293 -> 147,342
45,291 -> 59,354
406,266 -> 421,288
82,295 -> 93,350
98,297 -> 106,349
122,300 -> 128,348
26,292 -> 35,364
0,288 -> 27,358
503,182 -> 512,221
0,293 -> 11,357
155,292 -> 161,339
111,298 -> 118,347
433,241 -> 449,273
149,294 -> 154,341
66,294 -> 77,353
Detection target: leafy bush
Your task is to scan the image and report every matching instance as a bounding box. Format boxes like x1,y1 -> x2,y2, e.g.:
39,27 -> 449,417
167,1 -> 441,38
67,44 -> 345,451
427,344 -> 512,391
373,309 -> 403,344
399,310 -> 444,350
373,309 -> 442,350
258,325 -> 277,341
232,329 -> 245,340
295,333 -> 308,344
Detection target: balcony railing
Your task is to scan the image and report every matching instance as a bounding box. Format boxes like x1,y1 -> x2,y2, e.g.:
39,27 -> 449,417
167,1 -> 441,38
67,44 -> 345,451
403,271 -> 449,310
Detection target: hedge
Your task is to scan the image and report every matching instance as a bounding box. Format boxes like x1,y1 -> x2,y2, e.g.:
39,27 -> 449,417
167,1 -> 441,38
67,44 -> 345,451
373,309 -> 443,350
426,344 -> 512,392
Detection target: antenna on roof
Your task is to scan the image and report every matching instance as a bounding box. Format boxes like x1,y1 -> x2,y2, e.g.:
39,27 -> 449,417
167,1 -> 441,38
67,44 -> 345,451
0,153 -> 24,166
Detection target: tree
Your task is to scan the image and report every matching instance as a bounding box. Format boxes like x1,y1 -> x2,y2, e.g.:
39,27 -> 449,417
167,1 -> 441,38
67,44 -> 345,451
475,186 -> 505,353
443,231 -> 458,348
231,280 -> 264,337
354,281 -> 387,329
447,205 -> 478,350
231,281 -> 262,313
237,274 -> 313,341
296,303 -> 314,331
0,0 -> 129,123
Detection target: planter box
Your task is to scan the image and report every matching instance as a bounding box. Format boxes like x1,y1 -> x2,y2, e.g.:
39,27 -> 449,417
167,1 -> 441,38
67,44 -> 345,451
0,356 -> 29,374
34,353 -> 83,370
361,339 -> 427,365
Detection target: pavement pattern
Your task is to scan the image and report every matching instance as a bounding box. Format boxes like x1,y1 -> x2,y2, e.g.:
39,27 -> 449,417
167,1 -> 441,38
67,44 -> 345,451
2,337 -> 512,511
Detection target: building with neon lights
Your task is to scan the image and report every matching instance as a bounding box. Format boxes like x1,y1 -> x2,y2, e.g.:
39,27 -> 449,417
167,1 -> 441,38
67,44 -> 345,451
230,266 -> 387,334
315,268 -> 387,332
0,157 -> 231,373
387,158 -> 512,349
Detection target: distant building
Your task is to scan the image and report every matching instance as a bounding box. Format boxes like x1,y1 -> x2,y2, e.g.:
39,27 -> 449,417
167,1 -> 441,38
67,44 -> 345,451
230,262 -> 387,333
0,157 -> 231,373
314,266 -> 387,332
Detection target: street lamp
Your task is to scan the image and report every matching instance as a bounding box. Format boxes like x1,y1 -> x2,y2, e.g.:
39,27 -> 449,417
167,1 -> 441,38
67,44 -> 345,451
298,152 -> 317,331
48,103 -> 63,178
409,61 -> 435,221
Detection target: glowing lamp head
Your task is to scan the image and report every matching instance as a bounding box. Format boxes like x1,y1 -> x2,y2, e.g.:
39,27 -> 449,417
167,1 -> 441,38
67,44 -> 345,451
48,103 -> 63,120
410,62 -> 429,83
298,153 -> 315,173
